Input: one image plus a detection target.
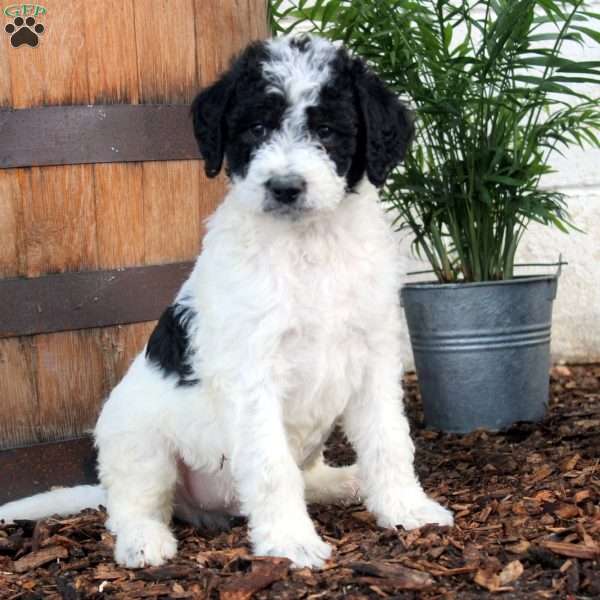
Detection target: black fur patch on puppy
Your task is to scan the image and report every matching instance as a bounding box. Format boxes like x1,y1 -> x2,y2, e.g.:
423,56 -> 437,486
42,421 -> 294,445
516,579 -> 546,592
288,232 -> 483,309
191,42 -> 271,178
305,47 -> 413,190
351,57 -> 414,187
146,305 -> 199,387
225,87 -> 287,179
307,48 -> 362,189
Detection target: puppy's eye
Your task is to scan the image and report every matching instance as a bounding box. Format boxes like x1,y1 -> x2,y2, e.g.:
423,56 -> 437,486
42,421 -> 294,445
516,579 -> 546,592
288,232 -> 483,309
249,124 -> 268,139
316,125 -> 335,141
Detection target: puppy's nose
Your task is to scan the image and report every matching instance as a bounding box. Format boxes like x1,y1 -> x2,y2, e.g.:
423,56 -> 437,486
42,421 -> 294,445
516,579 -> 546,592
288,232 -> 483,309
266,175 -> 306,205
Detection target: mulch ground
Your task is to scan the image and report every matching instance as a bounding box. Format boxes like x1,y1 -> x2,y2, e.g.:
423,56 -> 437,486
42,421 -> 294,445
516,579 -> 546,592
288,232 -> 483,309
1,364 -> 599,599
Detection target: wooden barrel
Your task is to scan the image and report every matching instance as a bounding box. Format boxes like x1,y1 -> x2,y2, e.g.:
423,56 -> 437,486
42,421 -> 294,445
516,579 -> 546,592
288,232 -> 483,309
0,1 -> 267,458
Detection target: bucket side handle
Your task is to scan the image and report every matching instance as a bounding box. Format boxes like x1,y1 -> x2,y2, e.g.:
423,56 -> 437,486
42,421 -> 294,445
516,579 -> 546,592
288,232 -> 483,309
548,254 -> 563,301
403,255 -> 566,303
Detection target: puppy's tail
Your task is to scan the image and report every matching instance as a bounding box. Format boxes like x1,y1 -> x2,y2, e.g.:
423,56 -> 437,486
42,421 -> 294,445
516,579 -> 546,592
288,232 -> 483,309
0,485 -> 106,523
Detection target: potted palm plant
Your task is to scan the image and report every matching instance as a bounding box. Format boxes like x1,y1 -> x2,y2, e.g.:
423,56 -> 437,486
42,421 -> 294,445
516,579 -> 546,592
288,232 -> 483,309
269,0 -> 600,432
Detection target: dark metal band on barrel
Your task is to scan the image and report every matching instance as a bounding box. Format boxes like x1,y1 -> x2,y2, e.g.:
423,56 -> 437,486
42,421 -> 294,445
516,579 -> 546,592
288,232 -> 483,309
0,105 -> 201,169
0,262 -> 194,338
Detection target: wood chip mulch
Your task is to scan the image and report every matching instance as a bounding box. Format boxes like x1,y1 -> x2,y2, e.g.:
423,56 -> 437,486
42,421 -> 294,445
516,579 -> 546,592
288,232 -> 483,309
1,364 -> 599,599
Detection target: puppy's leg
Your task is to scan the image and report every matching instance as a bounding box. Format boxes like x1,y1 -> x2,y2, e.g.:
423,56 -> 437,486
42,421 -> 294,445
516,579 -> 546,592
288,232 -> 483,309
343,336 -> 453,531
232,383 -> 331,569
303,456 -> 360,505
97,431 -> 178,568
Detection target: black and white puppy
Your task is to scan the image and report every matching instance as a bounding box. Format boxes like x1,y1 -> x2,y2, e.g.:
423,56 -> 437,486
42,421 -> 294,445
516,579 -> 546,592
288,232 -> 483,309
0,34 -> 453,569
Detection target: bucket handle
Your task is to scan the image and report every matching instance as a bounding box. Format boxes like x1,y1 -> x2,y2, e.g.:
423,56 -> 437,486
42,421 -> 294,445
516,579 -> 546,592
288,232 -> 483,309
406,256 -> 566,279
404,256 -> 565,301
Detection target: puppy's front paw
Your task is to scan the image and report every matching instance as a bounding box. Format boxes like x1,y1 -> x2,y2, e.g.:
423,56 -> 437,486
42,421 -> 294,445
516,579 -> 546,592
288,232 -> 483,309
114,520 -> 177,568
253,525 -> 332,569
374,489 -> 454,531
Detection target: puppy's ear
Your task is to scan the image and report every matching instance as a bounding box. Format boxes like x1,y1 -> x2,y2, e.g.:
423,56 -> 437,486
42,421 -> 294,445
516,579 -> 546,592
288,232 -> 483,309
191,72 -> 237,178
353,60 -> 414,187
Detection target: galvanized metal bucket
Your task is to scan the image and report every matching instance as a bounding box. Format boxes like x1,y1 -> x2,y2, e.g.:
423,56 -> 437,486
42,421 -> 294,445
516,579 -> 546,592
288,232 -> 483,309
401,274 -> 559,433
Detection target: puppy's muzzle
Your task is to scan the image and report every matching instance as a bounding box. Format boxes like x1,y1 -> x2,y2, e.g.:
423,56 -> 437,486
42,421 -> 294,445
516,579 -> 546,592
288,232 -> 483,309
266,175 -> 306,207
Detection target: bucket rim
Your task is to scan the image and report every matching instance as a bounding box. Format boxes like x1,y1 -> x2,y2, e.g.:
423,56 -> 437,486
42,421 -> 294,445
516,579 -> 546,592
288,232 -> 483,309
401,273 -> 559,292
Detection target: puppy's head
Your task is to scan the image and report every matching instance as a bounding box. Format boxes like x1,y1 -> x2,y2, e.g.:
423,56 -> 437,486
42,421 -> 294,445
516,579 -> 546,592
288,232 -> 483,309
191,34 -> 413,216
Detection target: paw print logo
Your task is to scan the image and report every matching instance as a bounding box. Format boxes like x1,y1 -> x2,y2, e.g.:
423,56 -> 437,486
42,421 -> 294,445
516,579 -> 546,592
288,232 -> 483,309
5,16 -> 45,48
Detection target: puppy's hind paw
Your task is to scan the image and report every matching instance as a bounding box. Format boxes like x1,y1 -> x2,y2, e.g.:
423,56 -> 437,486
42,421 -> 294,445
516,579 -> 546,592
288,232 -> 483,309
114,520 -> 177,568
375,490 -> 454,531
304,463 -> 361,506
253,527 -> 332,569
